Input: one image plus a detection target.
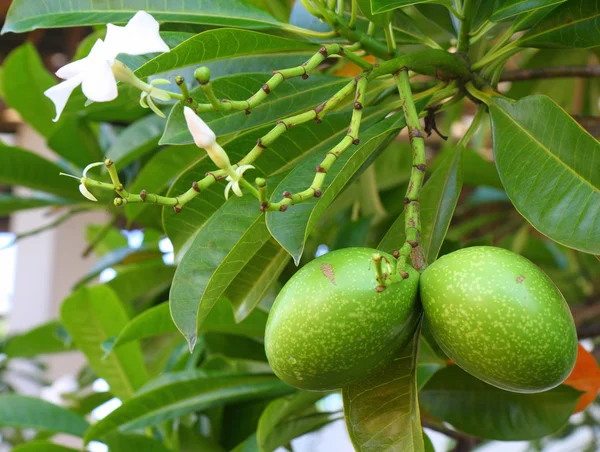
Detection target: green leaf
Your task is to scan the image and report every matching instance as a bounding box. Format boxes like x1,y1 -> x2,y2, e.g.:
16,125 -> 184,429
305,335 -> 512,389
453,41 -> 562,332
225,238 -> 291,322
104,260 -> 175,304
0,194 -> 69,215
170,193 -> 272,349
370,0 -> 445,14
11,442 -> 79,452
3,320 -> 73,358
419,145 -> 463,264
105,114 -> 166,168
0,144 -> 81,200
358,0 -> 392,27
109,298 -> 268,351
491,0 -> 566,22
2,0 -> 283,34
2,43 -> 57,137
135,28 -> 317,78
125,145 -> 201,226
488,95 -> 600,254
342,333 -> 425,452
101,432 -> 173,452
60,285 -> 148,401
520,0 -> 600,48
257,391 -> 328,452
161,74 -> 350,145
419,365 -> 581,440
417,337 -> 446,390
0,395 -> 89,437
47,115 -> 103,168
259,412 -> 338,451
85,372 -> 293,441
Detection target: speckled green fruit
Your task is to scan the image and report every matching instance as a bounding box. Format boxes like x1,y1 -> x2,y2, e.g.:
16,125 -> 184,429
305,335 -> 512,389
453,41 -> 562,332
265,248 -> 421,391
420,246 -> 577,393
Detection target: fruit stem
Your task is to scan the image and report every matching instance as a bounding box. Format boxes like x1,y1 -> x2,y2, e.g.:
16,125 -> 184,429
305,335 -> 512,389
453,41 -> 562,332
394,68 -> 427,273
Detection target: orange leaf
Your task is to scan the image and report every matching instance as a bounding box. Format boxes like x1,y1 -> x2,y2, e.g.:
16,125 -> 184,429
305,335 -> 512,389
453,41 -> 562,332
564,344 -> 600,413
334,55 -> 377,77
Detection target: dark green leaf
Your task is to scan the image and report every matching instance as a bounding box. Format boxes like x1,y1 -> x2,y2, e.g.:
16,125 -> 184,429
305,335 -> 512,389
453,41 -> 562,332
161,74 -> 349,145
105,115 -> 166,168
2,0 -> 283,34
370,0 -> 444,14
0,395 -> 89,437
85,372 -> 293,441
417,337 -> 446,390
520,0 -> 600,48
488,95 -> 600,254
135,28 -> 317,79
225,238 -> 291,322
419,366 -> 581,440
358,0 -> 392,27
260,412 -> 338,451
11,442 -> 78,452
204,333 -> 268,362
492,0 -> 566,22
60,285 -> 148,401
342,333 -> 425,452
101,432 -> 173,452
3,320 -> 73,358
104,260 -> 175,304
47,115 -> 103,168
170,194 -> 271,349
0,194 -> 69,215
420,145 -> 463,264
0,144 -> 81,200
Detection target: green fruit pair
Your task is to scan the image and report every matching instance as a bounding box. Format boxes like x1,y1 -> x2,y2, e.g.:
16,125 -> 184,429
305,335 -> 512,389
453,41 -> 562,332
265,246 -> 577,393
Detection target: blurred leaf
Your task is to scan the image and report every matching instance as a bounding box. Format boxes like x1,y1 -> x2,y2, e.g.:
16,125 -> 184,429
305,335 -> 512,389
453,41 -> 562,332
105,114 -> 166,168
11,442 -> 79,452
342,333 -> 425,452
488,95 -> 600,254
225,238 -> 291,322
161,74 -> 350,145
563,344 -> 600,413
85,224 -> 128,257
47,115 -> 103,168
0,145 -> 82,200
417,336 -> 446,390
102,432 -> 173,451
85,372 -> 293,440
204,333 -> 268,362
67,391 -> 114,416
419,365 -> 581,440
2,1 -> 283,33
60,286 -> 148,401
492,0 -> 566,22
135,28 -> 317,78
105,260 -> 175,304
0,194 -> 69,215
521,0 -> 600,48
0,395 -> 89,437
3,320 -> 73,358
370,0 -> 447,14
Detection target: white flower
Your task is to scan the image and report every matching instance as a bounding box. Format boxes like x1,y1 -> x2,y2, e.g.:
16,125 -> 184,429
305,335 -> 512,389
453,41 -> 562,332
183,106 -> 231,169
44,11 -> 170,121
60,162 -> 105,202
225,165 -> 255,199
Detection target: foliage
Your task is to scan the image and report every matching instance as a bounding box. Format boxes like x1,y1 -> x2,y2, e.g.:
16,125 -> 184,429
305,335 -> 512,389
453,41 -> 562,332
0,0 -> 599,451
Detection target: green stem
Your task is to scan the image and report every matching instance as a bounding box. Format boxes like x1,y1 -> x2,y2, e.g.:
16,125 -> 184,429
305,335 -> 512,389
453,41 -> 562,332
349,0 -> 358,28
456,105 -> 486,149
384,22 -> 397,56
395,69 -> 427,273
472,40 -> 521,71
457,0 -> 475,54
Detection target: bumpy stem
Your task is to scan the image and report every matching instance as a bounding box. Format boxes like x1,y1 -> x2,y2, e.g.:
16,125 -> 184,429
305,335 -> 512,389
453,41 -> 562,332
395,68 -> 427,273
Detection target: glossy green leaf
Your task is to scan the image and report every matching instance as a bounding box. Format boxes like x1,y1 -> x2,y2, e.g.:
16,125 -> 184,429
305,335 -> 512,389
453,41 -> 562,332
520,0 -> 600,48
2,43 -> 56,137
257,392 -> 327,452
488,95 -> 600,254
0,194 -> 69,215
85,372 -> 293,441
3,320 -> 73,358
420,145 -> 463,264
109,298 -> 268,351
0,395 -> 89,437
342,333 -> 425,452
2,0 -> 283,34
60,286 -> 148,401
170,193 -> 272,349
125,145 -> 201,226
0,144 -> 81,200
491,0 -> 566,22
105,114 -> 166,168
419,366 -> 581,440
135,28 -> 317,78
11,442 -> 78,452
161,74 -> 349,145
225,238 -> 290,322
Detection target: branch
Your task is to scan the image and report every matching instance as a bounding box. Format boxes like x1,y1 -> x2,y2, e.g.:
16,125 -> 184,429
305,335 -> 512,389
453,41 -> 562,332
501,66 -> 600,82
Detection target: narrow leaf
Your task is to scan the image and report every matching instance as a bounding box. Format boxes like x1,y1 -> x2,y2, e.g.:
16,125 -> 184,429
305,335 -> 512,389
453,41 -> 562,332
105,114 -> 166,168
0,194 -> 69,215
370,0 -> 441,14
3,320 -> 73,358
491,0 -> 566,22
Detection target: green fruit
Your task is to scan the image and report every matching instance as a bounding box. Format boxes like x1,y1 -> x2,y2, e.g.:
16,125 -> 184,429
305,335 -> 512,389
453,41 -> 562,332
265,248 -> 421,391
420,246 -> 577,393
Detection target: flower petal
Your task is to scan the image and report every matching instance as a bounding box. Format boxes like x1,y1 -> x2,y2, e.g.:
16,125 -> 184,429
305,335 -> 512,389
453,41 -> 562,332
104,11 -> 170,57
236,164 -> 255,176
82,161 -> 105,177
224,181 -> 234,200
44,75 -> 83,122
81,60 -> 118,103
183,106 -> 217,148
79,183 -> 98,202
232,181 -> 244,198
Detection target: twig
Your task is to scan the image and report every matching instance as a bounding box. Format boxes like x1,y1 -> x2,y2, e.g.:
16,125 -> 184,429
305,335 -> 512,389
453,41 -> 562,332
501,66 -> 600,82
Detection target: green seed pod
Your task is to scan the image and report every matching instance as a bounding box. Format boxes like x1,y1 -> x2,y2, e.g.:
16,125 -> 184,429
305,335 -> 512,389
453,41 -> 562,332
265,247 -> 421,391
194,66 -> 211,84
420,246 -> 577,393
